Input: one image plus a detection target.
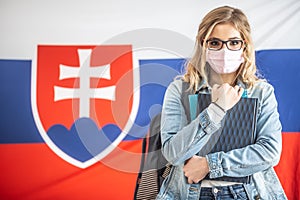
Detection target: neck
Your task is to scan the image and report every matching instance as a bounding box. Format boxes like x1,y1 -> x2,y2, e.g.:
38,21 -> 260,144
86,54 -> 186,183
208,70 -> 238,86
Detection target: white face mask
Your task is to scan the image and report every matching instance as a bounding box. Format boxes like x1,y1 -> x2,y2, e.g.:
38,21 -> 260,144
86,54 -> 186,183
206,48 -> 244,74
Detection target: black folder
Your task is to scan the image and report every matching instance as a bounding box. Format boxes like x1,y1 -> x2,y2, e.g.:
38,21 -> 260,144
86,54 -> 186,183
196,93 -> 258,183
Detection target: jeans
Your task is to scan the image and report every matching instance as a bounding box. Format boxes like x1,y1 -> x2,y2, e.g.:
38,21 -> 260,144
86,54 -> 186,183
200,184 -> 248,200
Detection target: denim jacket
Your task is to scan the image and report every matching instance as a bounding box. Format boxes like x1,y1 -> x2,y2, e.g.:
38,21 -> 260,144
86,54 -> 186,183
157,79 -> 287,200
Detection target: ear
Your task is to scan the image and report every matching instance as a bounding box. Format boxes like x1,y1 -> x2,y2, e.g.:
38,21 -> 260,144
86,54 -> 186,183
243,40 -> 247,49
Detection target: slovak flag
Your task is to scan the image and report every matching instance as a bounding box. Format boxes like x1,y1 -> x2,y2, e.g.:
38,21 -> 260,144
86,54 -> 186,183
0,25 -> 299,200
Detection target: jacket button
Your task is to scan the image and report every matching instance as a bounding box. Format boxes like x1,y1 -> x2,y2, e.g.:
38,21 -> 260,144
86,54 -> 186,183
213,188 -> 219,194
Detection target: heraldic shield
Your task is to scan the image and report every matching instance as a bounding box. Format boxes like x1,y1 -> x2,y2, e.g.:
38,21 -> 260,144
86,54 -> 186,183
31,45 -> 140,168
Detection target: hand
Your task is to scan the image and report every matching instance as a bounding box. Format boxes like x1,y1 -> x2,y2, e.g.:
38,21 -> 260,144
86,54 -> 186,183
211,83 -> 244,111
183,155 -> 209,184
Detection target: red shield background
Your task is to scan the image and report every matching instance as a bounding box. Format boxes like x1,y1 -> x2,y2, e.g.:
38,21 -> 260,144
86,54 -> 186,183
36,45 -> 133,131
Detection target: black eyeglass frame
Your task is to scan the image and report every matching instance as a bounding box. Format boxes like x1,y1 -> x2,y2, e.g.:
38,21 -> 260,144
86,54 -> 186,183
206,38 -> 245,51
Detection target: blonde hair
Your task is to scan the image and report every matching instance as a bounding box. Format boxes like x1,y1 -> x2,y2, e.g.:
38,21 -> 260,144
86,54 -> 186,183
183,6 -> 260,92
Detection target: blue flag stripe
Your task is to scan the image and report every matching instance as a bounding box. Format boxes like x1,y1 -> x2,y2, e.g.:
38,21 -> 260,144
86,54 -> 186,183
0,49 -> 299,143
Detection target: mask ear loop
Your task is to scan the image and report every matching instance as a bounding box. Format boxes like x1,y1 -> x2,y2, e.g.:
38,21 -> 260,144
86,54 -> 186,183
230,48 -> 246,86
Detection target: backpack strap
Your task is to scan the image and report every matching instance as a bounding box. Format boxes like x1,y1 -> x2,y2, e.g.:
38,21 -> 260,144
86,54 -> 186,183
133,131 -> 147,200
181,81 -> 193,123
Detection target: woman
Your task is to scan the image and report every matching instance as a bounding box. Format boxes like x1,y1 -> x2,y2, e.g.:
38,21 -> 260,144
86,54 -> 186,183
157,6 -> 287,200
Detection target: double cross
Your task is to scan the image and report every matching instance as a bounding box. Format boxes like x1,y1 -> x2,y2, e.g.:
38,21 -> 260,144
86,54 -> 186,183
54,49 -> 116,118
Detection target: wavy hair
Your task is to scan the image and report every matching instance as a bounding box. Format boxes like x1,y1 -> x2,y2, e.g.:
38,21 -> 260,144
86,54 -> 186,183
183,6 -> 260,92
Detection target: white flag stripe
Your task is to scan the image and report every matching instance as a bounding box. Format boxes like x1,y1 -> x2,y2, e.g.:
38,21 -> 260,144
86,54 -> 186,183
1,0 -> 299,59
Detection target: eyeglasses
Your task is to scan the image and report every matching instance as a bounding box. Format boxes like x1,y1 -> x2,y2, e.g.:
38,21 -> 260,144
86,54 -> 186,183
206,38 -> 244,51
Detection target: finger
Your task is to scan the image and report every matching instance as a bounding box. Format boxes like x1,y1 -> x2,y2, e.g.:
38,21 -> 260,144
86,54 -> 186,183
234,85 -> 240,92
226,85 -> 235,95
188,177 -> 194,184
193,178 -> 200,184
223,83 -> 230,87
212,84 -> 220,90
219,83 -> 230,91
